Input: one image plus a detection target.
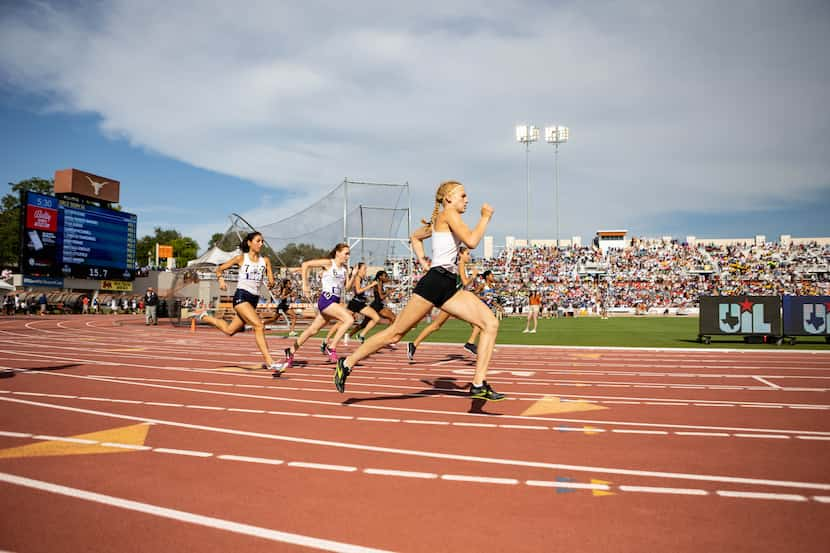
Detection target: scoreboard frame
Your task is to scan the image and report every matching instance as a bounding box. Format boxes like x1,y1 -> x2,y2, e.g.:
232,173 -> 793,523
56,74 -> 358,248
20,190 -> 138,281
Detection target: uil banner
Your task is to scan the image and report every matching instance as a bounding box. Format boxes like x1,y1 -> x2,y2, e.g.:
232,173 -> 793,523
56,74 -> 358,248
782,296 -> 830,337
699,296 -> 781,336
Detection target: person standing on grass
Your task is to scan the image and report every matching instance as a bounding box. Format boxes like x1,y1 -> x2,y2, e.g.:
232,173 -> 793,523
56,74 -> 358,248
190,231 -> 284,372
274,243 -> 356,372
144,287 -> 159,325
524,288 -> 541,333
334,180 -> 504,401
407,246 -> 481,360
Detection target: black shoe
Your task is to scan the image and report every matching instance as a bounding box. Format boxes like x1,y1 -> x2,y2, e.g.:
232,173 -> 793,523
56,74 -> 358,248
469,381 -> 505,401
358,335 -> 365,344
407,342 -> 416,361
463,342 -> 478,356
320,341 -> 328,354
334,357 -> 351,393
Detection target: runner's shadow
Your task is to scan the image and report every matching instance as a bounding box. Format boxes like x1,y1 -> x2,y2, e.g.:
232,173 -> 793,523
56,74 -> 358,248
23,364 -> 82,372
342,376 -> 502,415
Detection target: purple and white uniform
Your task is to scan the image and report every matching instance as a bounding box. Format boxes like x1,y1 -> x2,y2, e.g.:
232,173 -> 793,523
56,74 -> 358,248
317,261 -> 347,312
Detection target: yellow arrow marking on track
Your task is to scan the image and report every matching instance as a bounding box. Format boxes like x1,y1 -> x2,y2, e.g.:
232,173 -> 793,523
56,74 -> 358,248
0,423 -> 151,459
521,396 -> 608,416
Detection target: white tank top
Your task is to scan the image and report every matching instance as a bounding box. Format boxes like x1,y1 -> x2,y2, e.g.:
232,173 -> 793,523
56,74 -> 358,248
321,261 -> 347,296
431,230 -> 462,273
237,253 -> 267,295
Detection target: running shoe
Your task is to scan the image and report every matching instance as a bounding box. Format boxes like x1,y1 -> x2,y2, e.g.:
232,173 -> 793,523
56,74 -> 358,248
358,335 -> 366,344
188,307 -> 208,320
522,329 -> 529,333
334,357 -> 351,393
462,342 -> 478,356
280,347 -> 294,369
530,329 -> 537,334
320,341 -> 328,354
407,342 -> 416,361
269,362 -> 286,377
288,331 -> 298,337
469,381 -> 505,401
328,349 -> 338,363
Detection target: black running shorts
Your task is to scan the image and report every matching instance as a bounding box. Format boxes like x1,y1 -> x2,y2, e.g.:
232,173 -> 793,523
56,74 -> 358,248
277,300 -> 290,313
413,267 -> 461,308
233,289 -> 259,309
347,298 -> 367,313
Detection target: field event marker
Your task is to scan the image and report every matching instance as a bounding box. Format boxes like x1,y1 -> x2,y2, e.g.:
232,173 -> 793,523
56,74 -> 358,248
521,396 -> 608,416
0,423 -> 151,459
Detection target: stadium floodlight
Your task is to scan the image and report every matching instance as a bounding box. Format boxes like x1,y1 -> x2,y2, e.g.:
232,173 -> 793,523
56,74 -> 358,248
545,125 -> 569,248
516,124 -> 539,245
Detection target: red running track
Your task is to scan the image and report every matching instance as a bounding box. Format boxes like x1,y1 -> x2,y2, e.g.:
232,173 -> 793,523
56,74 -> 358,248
0,315 -> 828,552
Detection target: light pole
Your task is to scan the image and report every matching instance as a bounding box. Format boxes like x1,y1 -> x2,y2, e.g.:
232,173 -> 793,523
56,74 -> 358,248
515,124 -> 539,246
544,125 -> 569,247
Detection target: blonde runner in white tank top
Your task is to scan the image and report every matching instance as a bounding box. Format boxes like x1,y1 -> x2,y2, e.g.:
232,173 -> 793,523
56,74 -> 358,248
431,228 -> 462,273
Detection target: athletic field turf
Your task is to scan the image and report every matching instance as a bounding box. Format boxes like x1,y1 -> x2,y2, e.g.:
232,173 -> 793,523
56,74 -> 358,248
297,316 -> 830,350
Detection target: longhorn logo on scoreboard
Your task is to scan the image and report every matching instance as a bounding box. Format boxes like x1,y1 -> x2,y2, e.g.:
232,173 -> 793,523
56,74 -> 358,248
718,298 -> 772,334
802,302 -> 829,335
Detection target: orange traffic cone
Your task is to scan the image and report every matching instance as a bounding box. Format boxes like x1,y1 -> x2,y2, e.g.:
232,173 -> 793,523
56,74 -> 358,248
190,317 -> 196,333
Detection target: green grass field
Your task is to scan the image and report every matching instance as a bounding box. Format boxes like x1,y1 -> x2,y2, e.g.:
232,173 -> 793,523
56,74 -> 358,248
309,316 -> 830,350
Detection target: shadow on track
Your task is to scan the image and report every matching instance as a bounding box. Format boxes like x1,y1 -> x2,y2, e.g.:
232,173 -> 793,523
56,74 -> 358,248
342,376 -> 501,415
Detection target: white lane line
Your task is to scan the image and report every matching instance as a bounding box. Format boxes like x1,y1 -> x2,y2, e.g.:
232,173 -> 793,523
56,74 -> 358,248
716,491 -> 807,502
452,422 -> 497,428
612,430 -> 669,435
145,402 -> 183,407
753,375 -> 781,389
814,496 -> 830,503
619,486 -> 708,496
741,405 -> 783,409
646,402 -> 688,406
733,434 -> 790,440
0,431 -> 33,438
312,414 -> 353,420
364,469 -> 438,479
675,432 -> 730,437
33,371 -> 830,436
796,436 -> 830,441
32,435 -> 98,444
0,472 -> 393,553
356,417 -> 400,423
287,462 -> 357,472
217,455 -> 284,466
499,425 -> 548,430
6,396 -> 830,492
403,420 -> 450,426
267,411 -> 309,417
185,405 -> 225,411
694,404 -> 734,408
227,408 -> 266,414
153,448 -> 213,457
526,480 -> 609,491
100,442 -> 152,451
441,475 -> 519,485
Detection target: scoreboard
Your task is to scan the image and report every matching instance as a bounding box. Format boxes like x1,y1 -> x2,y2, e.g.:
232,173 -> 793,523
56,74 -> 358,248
21,191 -> 137,280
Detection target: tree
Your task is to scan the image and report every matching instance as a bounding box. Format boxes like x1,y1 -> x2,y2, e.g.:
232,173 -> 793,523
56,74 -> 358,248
275,243 -> 329,267
136,227 -> 200,268
207,232 -> 225,249
0,178 -> 54,269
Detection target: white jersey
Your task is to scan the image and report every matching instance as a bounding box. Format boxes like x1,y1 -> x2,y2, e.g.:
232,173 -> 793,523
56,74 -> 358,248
237,253 -> 267,295
431,229 -> 462,273
321,261 -> 347,297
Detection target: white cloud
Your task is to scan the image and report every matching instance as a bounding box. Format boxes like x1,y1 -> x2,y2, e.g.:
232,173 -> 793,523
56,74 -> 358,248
1,0 -> 828,248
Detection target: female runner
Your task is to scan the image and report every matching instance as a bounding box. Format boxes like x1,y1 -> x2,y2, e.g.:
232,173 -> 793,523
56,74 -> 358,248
334,181 -> 504,401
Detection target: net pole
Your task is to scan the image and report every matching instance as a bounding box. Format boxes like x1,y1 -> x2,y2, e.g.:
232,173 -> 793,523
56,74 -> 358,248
343,178 -> 348,245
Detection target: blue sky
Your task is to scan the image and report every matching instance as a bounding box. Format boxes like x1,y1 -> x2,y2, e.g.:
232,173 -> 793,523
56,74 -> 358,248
2,0 -> 829,254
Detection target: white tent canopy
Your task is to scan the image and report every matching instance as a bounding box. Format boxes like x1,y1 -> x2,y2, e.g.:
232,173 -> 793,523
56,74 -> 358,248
187,246 -> 240,267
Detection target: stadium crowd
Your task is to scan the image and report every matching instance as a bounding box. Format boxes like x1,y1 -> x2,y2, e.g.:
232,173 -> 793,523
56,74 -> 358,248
467,239 -> 830,315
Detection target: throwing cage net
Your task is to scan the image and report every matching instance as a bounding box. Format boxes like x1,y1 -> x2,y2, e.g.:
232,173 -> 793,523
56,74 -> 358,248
165,179 -> 413,325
